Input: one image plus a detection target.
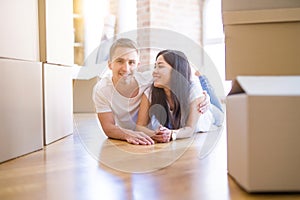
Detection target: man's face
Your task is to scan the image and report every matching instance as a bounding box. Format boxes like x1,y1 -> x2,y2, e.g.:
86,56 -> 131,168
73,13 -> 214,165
108,47 -> 140,85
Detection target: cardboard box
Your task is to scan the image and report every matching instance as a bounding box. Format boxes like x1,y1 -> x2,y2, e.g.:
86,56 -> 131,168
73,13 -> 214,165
0,58 -> 43,163
73,77 -> 98,113
222,0 -> 300,80
0,0 -> 40,61
44,63 -> 74,145
39,0 -> 74,66
0,0 -> 74,65
72,61 -> 105,113
222,0 -> 300,11
226,76 -> 300,192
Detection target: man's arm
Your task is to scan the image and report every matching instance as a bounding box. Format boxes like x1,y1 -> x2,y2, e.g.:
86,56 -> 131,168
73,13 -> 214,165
190,75 -> 211,114
97,112 -> 154,145
198,90 -> 210,114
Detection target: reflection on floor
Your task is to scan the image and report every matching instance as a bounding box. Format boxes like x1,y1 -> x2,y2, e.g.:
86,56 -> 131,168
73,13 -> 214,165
74,113 -> 222,173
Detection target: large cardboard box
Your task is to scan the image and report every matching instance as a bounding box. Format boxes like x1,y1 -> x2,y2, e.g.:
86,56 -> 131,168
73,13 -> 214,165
38,0 -> 74,66
44,63 -> 74,145
0,58 -> 43,163
0,0 -> 74,65
0,0 -> 40,61
222,0 -> 300,80
226,76 -> 300,192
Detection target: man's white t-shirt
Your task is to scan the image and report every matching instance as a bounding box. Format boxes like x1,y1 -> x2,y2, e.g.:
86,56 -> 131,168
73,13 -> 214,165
93,71 -> 153,130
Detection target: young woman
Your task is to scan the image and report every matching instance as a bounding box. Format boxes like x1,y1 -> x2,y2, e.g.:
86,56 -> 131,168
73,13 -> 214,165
136,50 -> 214,143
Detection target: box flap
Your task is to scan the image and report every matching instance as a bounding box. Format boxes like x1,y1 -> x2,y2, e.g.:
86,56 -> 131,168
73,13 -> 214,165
223,8 -> 300,25
228,77 -> 245,95
228,76 -> 300,96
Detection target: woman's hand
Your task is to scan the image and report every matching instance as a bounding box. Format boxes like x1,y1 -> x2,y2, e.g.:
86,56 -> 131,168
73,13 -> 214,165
152,125 -> 172,143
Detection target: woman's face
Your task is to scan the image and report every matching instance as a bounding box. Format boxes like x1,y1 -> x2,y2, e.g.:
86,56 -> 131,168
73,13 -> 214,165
153,55 -> 172,89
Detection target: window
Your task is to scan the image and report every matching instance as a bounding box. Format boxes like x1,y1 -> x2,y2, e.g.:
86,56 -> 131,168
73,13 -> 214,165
203,0 -> 231,97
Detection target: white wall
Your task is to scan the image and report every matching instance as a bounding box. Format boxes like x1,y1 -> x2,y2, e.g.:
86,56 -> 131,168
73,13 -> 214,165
83,0 -> 110,59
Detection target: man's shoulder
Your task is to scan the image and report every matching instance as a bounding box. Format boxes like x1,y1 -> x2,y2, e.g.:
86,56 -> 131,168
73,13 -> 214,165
94,76 -> 113,93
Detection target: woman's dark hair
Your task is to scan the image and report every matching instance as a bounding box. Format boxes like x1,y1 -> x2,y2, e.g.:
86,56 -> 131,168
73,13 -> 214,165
150,50 -> 191,129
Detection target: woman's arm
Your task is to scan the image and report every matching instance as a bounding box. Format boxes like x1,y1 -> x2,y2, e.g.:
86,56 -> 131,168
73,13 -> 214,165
152,96 -> 204,142
136,94 -> 204,142
173,96 -> 204,139
136,94 -> 173,143
136,94 -> 157,137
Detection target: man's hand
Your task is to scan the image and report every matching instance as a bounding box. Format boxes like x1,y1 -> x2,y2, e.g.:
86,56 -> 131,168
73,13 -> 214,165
125,131 -> 155,145
198,90 -> 210,114
98,112 -> 154,145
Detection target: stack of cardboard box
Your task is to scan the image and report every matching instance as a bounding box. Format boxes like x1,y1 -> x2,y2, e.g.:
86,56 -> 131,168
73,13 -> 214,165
223,0 -> 300,192
0,0 -> 74,162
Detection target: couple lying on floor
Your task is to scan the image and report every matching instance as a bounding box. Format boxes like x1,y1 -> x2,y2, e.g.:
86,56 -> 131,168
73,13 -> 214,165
93,38 -> 224,145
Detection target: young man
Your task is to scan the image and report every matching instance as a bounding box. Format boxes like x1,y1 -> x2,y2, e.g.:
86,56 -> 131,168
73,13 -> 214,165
93,38 -> 210,145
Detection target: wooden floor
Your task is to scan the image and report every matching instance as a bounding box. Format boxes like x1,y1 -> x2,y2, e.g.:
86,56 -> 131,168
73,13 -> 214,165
0,113 -> 299,200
